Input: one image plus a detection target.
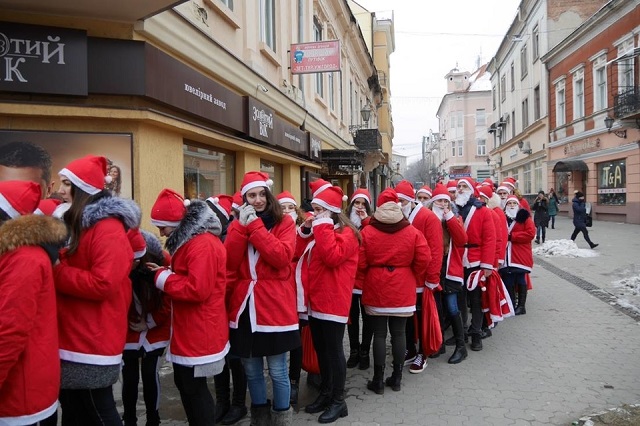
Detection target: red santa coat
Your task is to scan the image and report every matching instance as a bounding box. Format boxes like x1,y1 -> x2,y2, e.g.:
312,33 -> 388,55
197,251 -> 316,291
460,204 -> 496,270
0,216 -> 66,425
295,218 -> 359,323
124,296 -> 171,352
441,211 -> 467,284
352,217 -> 370,295
55,216 -> 134,366
359,220 -> 430,315
407,204 -> 439,290
155,231 -> 229,365
490,207 -> 508,267
501,210 -> 536,272
226,215 -> 298,332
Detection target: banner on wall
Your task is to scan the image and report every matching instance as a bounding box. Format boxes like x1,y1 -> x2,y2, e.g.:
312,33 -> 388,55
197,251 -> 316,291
290,40 -> 341,75
0,130 -> 133,199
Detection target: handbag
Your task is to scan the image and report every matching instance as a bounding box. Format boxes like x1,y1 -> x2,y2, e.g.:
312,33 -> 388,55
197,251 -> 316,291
585,214 -> 593,227
301,325 -> 320,374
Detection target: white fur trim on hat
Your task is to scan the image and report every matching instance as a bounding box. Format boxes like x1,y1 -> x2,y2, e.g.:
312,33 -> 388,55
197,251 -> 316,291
457,178 -> 473,190
278,197 -> 296,206
397,192 -> 414,203
241,180 -> 271,195
59,167 -> 101,195
351,193 -> 371,205
206,197 -> 230,220
133,248 -> 147,260
497,185 -> 511,194
430,193 -> 450,203
150,218 -> 181,228
311,197 -> 342,213
0,193 -> 20,218
416,188 -> 432,196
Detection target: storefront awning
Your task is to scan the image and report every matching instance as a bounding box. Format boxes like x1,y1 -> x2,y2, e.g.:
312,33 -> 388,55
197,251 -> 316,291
552,160 -> 589,172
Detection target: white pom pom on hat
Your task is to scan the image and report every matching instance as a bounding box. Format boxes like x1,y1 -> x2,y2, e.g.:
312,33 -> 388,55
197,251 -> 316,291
104,175 -> 113,184
342,195 -> 348,202
183,199 -> 191,207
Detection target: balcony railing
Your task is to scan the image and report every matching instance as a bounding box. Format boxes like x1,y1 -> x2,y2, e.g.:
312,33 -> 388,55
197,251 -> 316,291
613,86 -> 640,118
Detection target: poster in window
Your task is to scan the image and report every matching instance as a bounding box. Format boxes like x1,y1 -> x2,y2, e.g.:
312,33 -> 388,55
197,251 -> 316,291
597,159 -> 626,205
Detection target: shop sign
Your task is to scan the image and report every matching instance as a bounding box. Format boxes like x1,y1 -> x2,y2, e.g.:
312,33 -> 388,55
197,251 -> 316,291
246,97 -> 275,144
275,119 -> 308,156
449,172 -> 471,178
309,133 -> 322,162
290,40 -> 341,75
564,137 -> 600,155
0,21 -> 87,96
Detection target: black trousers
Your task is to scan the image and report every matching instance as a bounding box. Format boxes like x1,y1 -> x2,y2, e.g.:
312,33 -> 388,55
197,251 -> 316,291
372,316 -> 407,367
308,317 -> 346,399
173,363 -> 215,426
571,225 -> 594,245
121,347 -> 164,426
464,266 -> 483,335
59,386 -> 122,426
405,293 -> 422,353
347,294 -> 373,353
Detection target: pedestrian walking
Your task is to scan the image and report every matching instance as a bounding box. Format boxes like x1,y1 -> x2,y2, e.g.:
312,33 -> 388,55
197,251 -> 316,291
547,189 -> 559,229
360,188 -> 429,393
148,189 -> 229,426
570,191 -> 598,249
54,155 -> 141,425
532,191 -> 549,244
296,184 -> 360,423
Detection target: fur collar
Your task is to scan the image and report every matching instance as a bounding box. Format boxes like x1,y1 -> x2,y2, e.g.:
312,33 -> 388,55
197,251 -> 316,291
515,208 -> 530,223
165,200 -> 221,255
0,215 -> 67,255
487,193 -> 502,210
82,196 -> 141,230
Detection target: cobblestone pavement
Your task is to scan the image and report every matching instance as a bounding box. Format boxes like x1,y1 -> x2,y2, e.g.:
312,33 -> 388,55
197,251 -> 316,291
109,215 -> 640,426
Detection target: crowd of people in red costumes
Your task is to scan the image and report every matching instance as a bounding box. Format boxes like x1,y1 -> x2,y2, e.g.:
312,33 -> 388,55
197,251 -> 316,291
0,141 -> 538,426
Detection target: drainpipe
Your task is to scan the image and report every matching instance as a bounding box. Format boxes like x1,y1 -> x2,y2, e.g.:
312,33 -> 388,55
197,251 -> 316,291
298,0 -> 304,98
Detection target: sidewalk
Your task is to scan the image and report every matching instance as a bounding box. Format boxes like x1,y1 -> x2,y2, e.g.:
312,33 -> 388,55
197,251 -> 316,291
117,215 -> 640,426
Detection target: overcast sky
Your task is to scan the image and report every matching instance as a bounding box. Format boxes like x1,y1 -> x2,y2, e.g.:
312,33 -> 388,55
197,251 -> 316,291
356,0 -> 522,163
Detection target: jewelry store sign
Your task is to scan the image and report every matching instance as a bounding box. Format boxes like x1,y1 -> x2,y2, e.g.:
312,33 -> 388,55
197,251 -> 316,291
0,21 -> 87,95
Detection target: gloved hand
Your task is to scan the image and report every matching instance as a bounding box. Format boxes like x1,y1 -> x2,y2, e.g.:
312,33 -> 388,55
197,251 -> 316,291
238,204 -> 257,226
314,209 -> 332,221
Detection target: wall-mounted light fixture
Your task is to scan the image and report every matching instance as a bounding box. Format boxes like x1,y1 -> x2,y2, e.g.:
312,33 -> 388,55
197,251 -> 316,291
256,84 -> 269,93
604,116 -> 627,139
486,156 -> 503,167
517,140 -> 532,154
348,105 -> 372,136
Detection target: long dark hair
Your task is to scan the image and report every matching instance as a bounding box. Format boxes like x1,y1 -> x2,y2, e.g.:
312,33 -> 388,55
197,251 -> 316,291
129,248 -> 166,322
332,211 -> 362,244
63,185 -> 109,255
244,187 -> 284,224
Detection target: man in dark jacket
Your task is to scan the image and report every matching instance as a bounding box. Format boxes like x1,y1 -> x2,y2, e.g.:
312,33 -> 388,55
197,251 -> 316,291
532,190 -> 549,244
570,191 -> 598,249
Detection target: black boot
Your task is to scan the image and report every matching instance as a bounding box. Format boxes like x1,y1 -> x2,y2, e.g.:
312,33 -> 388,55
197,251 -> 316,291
515,287 -> 527,315
289,379 -> 299,407
214,365 -> 231,424
249,402 -> 270,426
346,349 -> 359,368
221,357 -> 248,424
384,363 -> 403,392
448,314 -> 468,364
366,365 -> 385,395
470,333 -> 483,351
318,394 -> 348,424
358,347 -> 370,370
304,391 -> 332,414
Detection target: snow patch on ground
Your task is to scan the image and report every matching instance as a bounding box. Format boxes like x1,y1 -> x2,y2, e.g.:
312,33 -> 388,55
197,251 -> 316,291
533,239 -> 600,258
612,275 -> 640,295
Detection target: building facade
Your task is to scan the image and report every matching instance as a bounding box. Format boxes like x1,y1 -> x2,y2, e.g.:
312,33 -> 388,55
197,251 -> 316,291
0,0 -> 389,227
543,0 -> 640,224
487,0 -> 606,202
437,66 -> 494,183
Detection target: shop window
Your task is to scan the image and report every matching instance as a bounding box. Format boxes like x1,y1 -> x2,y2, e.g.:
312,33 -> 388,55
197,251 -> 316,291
597,159 -> 626,205
183,143 -> 235,200
523,164 -> 532,194
555,172 -> 570,204
260,158 -> 283,194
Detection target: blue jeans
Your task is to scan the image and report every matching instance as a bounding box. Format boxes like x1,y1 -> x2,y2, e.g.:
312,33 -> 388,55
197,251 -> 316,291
444,293 -> 459,316
242,353 -> 290,410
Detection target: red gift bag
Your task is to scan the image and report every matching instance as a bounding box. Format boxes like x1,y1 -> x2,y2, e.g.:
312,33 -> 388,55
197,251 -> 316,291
420,289 -> 443,356
301,325 -> 320,374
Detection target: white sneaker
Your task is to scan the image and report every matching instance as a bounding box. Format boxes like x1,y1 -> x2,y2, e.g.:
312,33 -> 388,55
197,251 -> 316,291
409,354 -> 427,374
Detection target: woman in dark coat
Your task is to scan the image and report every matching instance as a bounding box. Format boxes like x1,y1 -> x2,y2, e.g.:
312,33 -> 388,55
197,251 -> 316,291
531,190 -> 549,244
570,191 -> 598,249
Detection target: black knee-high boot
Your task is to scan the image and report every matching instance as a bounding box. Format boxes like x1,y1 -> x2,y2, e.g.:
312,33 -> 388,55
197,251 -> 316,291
515,286 -> 527,315
447,313 -> 468,364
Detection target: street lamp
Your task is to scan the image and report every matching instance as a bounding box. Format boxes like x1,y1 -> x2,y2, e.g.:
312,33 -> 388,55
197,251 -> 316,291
349,105 -> 372,136
604,116 -> 627,139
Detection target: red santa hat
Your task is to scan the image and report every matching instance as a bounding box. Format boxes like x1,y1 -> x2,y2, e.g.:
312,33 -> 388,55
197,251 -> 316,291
376,187 -> 399,207
59,155 -> 111,195
505,194 -> 520,206
477,184 -> 494,201
232,191 -> 243,210
34,198 -> 63,216
446,180 -> 458,193
394,180 -> 416,202
127,228 -> 147,260
206,194 -> 233,220
456,177 -> 477,192
240,171 -> 273,196
481,178 -> 494,187
497,182 -> 512,194
503,177 -> 518,190
430,183 -> 450,202
309,178 -> 332,198
150,188 -> 189,227
311,185 -> 348,213
350,188 -> 371,205
0,180 -> 41,218
277,191 -> 297,206
416,185 -> 432,198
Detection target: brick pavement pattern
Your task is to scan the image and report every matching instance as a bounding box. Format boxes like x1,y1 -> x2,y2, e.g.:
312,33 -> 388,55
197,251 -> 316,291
107,216 -> 640,426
